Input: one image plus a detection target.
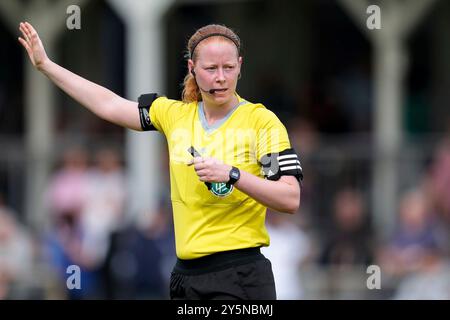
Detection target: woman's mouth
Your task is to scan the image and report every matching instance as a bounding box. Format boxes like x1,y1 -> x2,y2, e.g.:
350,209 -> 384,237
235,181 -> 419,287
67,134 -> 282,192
210,88 -> 227,94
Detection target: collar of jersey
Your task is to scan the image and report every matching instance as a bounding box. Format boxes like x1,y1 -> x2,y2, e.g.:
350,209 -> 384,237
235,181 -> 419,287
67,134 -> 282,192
198,93 -> 247,134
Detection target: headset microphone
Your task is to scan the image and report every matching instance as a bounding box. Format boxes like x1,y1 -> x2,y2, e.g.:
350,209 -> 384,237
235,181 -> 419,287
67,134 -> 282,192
191,70 -> 218,94
200,86 -> 218,95
204,88 -> 218,94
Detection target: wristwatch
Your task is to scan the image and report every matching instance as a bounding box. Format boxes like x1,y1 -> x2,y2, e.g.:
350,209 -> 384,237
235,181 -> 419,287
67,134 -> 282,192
227,166 -> 241,186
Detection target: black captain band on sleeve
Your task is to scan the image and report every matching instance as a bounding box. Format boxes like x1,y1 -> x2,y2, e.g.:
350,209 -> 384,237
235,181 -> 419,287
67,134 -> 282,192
138,93 -> 159,131
260,148 -> 303,182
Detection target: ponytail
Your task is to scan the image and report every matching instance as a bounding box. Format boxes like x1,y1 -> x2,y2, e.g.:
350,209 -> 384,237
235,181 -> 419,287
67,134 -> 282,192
182,72 -> 201,103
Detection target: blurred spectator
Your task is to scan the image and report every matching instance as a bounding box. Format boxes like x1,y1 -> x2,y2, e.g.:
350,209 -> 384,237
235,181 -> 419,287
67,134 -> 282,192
425,138 -> 450,219
80,147 -> 126,270
393,254 -> 450,299
0,196 -> 33,299
44,146 -> 101,299
262,210 -> 311,299
319,188 -> 373,268
44,210 -> 99,299
377,189 -> 442,278
381,188 -> 450,300
104,203 -> 175,299
46,146 -> 89,224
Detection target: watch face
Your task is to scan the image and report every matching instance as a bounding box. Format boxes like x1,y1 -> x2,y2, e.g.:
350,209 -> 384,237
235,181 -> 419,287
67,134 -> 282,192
229,167 -> 240,185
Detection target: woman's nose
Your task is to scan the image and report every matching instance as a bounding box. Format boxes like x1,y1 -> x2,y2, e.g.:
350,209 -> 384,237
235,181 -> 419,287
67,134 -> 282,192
215,68 -> 225,82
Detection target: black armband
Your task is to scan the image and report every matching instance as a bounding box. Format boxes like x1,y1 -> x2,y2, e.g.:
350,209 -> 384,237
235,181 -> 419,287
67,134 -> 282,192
138,93 -> 159,131
260,148 -> 303,182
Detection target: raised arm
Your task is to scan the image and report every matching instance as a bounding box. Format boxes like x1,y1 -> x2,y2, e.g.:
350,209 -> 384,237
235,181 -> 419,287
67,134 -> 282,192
18,22 -> 142,131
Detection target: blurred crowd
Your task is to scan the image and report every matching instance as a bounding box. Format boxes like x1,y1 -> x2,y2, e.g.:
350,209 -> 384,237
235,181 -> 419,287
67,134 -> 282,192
1,131 -> 450,299
0,146 -> 175,299
1,62 -> 450,299
2,58 -> 450,299
285,119 -> 450,299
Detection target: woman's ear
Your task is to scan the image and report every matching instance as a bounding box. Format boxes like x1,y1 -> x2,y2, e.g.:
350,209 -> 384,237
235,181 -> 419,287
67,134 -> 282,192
188,59 -> 194,74
237,57 -> 243,77
238,56 -> 243,73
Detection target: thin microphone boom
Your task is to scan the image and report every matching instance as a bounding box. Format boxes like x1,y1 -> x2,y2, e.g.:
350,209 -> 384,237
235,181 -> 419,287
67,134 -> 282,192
191,70 -> 217,94
199,87 -> 218,94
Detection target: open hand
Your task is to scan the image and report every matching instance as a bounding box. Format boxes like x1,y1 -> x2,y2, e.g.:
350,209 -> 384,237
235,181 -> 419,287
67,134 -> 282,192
18,22 -> 49,70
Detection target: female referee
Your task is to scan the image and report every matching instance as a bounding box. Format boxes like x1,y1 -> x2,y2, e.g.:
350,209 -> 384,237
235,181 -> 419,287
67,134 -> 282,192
19,22 -> 303,300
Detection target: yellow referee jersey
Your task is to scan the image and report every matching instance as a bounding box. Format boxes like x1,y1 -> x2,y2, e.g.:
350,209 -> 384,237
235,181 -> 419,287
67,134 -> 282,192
149,93 -> 291,259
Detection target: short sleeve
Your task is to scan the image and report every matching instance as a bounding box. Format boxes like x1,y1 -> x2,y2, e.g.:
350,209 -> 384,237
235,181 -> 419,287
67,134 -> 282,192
148,96 -> 187,136
255,108 -> 291,161
254,107 -> 303,182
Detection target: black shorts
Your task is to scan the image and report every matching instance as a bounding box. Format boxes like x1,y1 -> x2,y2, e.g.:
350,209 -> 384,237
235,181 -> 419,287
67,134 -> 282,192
170,247 -> 276,300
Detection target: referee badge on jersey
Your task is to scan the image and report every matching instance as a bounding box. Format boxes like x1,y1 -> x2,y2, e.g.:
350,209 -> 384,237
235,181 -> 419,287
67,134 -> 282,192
210,182 -> 233,197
